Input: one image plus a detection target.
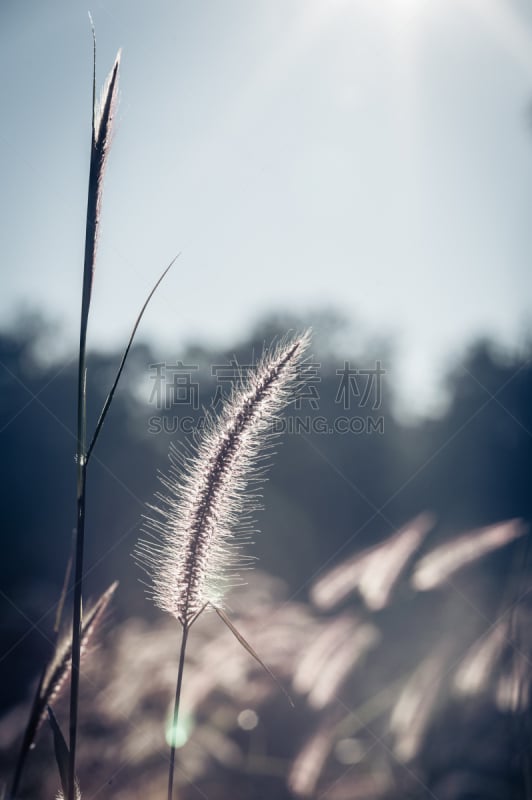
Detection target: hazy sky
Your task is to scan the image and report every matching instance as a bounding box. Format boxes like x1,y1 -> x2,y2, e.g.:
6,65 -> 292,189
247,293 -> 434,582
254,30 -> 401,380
2,0 -> 532,415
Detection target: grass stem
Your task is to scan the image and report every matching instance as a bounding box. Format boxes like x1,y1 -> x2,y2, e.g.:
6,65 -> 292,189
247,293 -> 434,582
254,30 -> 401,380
68,460 -> 86,800
167,624 -> 189,800
68,30 -> 120,800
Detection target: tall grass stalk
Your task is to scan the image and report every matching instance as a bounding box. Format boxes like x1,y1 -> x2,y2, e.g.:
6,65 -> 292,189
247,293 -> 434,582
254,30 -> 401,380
64,30 -> 178,798
69,34 -> 120,800
136,332 -> 310,800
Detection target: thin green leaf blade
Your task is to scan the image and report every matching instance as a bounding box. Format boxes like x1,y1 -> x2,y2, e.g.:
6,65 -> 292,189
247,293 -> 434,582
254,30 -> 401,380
213,605 -> 294,708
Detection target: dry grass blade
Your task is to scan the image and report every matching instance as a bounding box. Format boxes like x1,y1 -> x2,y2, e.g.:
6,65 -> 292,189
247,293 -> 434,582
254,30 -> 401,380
213,604 -> 294,707
47,706 -> 81,800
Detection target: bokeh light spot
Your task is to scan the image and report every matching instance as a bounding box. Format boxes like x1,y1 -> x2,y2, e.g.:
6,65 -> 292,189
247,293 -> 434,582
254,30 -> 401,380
335,738 -> 365,765
237,709 -> 259,731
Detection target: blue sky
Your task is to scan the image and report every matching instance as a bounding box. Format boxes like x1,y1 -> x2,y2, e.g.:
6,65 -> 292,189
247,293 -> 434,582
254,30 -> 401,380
2,0 -> 532,416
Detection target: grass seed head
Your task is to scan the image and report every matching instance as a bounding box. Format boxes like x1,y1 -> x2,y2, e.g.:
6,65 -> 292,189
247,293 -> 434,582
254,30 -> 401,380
136,331 -> 311,626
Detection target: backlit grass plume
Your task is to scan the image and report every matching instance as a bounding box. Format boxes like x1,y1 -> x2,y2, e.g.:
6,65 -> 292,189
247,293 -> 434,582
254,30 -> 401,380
135,331 -> 310,800
10,583 -> 117,798
136,331 -> 310,626
43,582 -> 117,722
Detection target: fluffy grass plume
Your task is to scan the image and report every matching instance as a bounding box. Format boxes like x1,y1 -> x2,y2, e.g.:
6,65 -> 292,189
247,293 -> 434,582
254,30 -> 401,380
9,584 -> 117,799
82,43 -> 121,323
41,582 -> 118,720
136,331 -> 311,627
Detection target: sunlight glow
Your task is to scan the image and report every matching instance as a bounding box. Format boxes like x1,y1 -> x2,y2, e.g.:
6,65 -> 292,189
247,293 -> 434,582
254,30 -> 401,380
165,713 -> 193,748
